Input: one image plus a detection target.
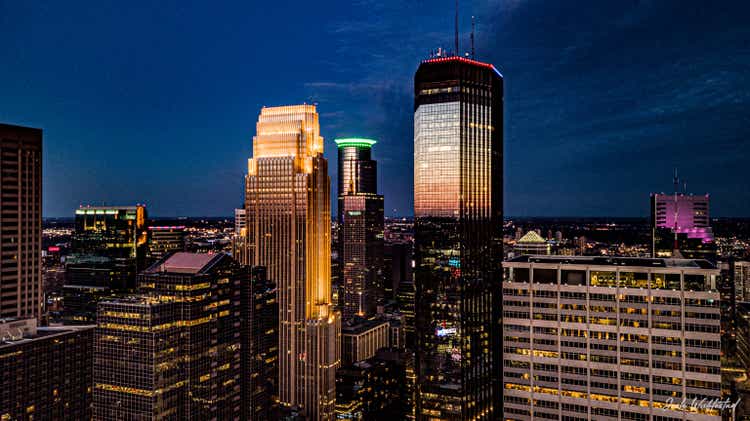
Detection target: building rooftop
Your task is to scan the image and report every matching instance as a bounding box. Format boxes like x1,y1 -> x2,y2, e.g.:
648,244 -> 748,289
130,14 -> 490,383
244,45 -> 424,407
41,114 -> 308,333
1,318 -> 93,348
342,318 -> 390,335
419,55 -> 502,77
334,138 -> 377,148
517,231 -> 546,244
77,205 -> 142,210
505,255 -> 717,270
146,252 -> 224,274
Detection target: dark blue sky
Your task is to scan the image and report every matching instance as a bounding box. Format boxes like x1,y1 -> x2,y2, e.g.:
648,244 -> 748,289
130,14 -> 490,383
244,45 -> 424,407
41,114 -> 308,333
2,0 -> 748,217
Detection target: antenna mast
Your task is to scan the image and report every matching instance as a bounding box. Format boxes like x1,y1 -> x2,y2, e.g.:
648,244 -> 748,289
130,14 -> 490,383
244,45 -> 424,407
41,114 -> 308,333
454,0 -> 459,56
673,168 -> 679,251
471,16 -> 475,58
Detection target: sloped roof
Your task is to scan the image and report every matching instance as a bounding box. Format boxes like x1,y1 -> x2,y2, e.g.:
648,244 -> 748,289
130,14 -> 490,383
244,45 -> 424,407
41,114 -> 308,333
518,231 -> 546,244
151,252 -> 221,274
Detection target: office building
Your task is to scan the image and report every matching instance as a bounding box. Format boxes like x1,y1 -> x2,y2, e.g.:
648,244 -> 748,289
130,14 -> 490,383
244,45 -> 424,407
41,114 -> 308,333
93,252 -> 243,420
0,124 -> 42,320
396,278 -> 416,350
336,138 -> 385,320
651,190 -> 716,261
502,256 -> 722,421
146,225 -> 185,263
63,205 -> 148,324
341,318 -> 390,365
235,207 -> 247,234
93,298 -> 183,420
651,193 -> 713,243
1,318 -> 93,420
413,55 -> 503,419
734,260 -> 750,302
242,266 -> 279,420
384,241 -> 412,300
245,105 -> 340,420
233,208 -> 249,265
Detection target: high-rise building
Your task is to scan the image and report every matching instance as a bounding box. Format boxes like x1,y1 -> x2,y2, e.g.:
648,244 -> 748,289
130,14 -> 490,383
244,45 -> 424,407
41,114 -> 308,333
651,192 -> 713,242
241,266 -> 279,420
413,55 -> 503,420
93,252 -> 243,420
335,348 -> 412,420
336,138 -> 384,320
734,260 -> 750,302
235,207 -> 247,234
341,318 -> 390,365
63,205 -> 148,324
396,278 -> 416,350
146,225 -> 185,263
245,105 -> 340,420
502,256 -> 722,420
93,297 -> 183,419
0,124 -> 42,320
1,318 -> 93,420
383,241 -> 412,300
233,208 -> 249,265
651,191 -> 716,261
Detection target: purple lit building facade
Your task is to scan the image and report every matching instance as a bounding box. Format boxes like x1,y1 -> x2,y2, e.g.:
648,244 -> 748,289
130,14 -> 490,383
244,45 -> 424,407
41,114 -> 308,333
651,193 -> 713,243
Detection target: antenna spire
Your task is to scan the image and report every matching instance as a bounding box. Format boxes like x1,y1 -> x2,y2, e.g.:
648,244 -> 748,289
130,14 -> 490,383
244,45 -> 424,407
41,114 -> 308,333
454,0 -> 459,56
471,15 -> 475,59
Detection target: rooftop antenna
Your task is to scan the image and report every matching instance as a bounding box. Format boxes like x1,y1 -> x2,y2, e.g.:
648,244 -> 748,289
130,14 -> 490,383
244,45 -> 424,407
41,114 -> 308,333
673,168 -> 679,251
454,0 -> 459,56
471,16 -> 475,59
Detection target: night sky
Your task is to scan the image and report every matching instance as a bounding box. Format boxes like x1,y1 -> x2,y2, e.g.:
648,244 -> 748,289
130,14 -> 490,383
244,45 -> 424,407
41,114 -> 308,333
1,0 -> 748,217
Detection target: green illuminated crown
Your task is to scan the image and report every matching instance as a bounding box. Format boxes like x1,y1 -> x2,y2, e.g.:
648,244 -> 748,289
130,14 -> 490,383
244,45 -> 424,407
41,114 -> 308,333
334,138 -> 377,148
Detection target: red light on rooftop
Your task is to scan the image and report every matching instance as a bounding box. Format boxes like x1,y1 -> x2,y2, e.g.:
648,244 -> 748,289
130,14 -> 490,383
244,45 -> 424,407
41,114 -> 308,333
421,56 -> 496,70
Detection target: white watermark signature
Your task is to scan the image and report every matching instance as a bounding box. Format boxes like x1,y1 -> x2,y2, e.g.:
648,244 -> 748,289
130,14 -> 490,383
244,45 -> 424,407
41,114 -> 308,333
665,397 -> 741,412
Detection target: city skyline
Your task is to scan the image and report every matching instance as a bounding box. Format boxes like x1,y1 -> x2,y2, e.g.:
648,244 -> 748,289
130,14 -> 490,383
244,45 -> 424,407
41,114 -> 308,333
2,1 -> 748,218
2,2 -> 749,421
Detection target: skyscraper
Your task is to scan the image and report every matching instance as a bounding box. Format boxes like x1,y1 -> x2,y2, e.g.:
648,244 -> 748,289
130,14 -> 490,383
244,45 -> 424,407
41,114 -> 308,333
146,225 -> 185,264
245,105 -> 340,420
413,56 -> 503,420
63,205 -> 148,324
94,252 -> 243,420
0,124 -> 42,321
233,208 -> 249,265
336,138 -> 384,320
651,191 -> 716,260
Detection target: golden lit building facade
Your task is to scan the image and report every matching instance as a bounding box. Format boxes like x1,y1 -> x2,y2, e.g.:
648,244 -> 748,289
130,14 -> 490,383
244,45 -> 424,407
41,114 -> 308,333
245,105 -> 341,420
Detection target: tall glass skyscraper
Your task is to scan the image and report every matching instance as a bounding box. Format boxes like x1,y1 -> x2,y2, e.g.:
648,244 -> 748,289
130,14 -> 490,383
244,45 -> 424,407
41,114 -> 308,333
245,105 -> 340,420
336,138 -> 384,320
413,56 -> 503,420
63,205 -> 148,324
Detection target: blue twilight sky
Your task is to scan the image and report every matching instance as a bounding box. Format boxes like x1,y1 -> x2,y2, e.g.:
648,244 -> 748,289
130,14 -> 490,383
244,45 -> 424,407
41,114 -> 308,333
1,0 -> 748,217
